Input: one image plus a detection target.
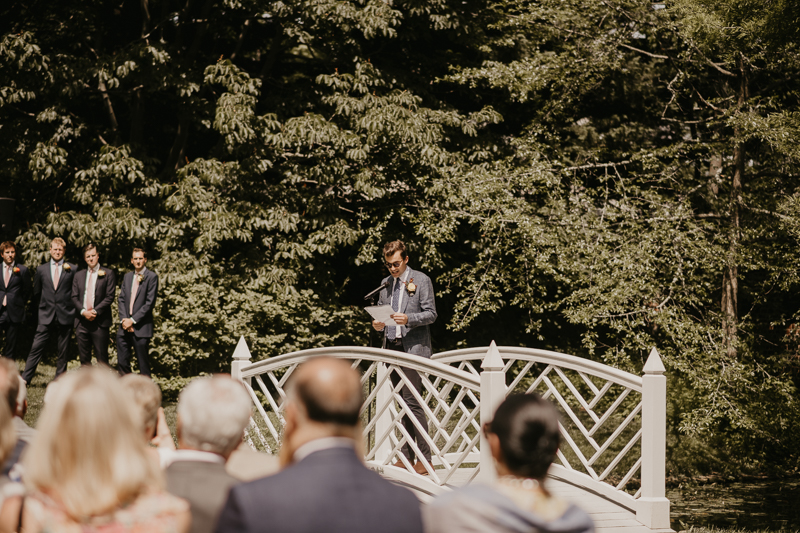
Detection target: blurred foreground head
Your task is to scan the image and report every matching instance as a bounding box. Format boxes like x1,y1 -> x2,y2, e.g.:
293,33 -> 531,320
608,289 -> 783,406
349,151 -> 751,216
486,393 -> 560,481
280,358 -> 363,464
121,374 -> 162,440
177,375 -> 252,458
24,367 -> 162,519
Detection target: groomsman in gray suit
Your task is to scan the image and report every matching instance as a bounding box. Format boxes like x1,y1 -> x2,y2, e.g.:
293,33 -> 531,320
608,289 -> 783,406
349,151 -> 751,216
371,240 -> 437,475
117,248 -> 158,376
72,244 -> 116,367
22,238 -> 77,384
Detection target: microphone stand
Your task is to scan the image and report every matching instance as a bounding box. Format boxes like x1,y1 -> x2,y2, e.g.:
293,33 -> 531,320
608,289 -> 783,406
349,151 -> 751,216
364,280 -> 391,349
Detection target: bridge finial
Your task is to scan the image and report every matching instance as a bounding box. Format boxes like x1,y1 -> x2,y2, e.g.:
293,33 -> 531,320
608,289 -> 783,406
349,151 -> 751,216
643,347 -> 665,375
481,341 -> 505,371
232,336 -> 252,361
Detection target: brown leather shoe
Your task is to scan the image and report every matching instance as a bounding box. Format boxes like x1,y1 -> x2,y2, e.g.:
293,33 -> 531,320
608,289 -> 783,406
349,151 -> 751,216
413,461 -> 430,476
391,459 -> 406,468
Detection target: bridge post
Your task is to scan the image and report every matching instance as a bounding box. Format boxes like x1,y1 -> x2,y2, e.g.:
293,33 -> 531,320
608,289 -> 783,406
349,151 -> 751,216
231,335 -> 253,386
478,341 -> 506,484
637,347 -> 670,529
374,363 -> 393,462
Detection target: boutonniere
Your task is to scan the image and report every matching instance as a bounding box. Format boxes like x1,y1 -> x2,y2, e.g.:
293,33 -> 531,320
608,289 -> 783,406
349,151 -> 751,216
62,263 -> 71,272
404,278 -> 416,296
137,274 -> 144,283
12,267 -> 20,274
97,270 -> 106,278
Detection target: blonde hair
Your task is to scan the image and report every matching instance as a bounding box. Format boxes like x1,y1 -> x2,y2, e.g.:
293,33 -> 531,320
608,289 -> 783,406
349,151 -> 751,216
24,368 -> 163,520
0,399 -> 17,465
50,237 -> 66,249
121,374 -> 162,439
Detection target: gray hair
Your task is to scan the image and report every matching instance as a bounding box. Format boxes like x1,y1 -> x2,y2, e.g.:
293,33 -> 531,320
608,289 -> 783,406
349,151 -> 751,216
178,375 -> 252,456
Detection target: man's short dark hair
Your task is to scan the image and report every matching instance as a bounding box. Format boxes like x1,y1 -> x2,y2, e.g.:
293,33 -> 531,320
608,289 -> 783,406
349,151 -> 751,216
0,242 -> 15,254
83,243 -> 98,255
0,359 -> 21,414
132,247 -> 147,258
383,240 -> 407,260
295,371 -> 362,427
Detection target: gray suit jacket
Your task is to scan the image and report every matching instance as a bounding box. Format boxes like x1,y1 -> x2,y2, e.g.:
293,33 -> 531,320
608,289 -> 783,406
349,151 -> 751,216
215,446 -> 424,533
378,267 -> 437,358
166,459 -> 240,533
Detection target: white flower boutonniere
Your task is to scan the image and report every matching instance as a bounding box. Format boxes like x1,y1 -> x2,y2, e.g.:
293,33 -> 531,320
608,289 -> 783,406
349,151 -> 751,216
62,263 -> 71,272
405,278 -> 416,296
137,274 -> 144,283
97,270 -> 106,278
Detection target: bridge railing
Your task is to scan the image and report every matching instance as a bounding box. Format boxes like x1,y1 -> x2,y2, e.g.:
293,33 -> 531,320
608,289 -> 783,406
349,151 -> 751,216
231,338 -> 669,529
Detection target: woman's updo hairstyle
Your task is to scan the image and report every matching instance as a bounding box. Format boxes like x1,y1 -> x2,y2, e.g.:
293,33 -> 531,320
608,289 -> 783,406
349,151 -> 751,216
488,393 -> 560,480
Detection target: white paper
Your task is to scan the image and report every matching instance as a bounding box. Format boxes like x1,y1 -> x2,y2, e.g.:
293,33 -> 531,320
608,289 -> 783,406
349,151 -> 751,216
365,305 -> 398,326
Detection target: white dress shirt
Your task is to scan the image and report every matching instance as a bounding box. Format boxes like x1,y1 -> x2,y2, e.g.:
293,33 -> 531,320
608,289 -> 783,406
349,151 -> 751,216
82,265 -> 100,314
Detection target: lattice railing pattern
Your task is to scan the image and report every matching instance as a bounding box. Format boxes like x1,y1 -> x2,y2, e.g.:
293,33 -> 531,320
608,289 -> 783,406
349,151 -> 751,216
236,347 -> 482,493
433,348 -> 645,499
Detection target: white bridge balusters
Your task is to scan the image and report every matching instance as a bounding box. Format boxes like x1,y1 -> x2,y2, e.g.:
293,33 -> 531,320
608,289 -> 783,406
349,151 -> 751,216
638,347 -> 670,529
232,341 -> 670,529
478,342 -> 506,484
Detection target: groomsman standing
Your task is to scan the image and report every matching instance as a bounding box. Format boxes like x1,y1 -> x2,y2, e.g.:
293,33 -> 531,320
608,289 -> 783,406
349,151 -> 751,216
117,248 -> 158,377
0,242 -> 31,361
71,244 -> 116,367
22,238 -> 77,384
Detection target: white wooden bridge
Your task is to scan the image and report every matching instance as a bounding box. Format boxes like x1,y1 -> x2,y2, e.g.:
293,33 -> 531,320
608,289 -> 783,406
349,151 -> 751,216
231,340 -> 673,532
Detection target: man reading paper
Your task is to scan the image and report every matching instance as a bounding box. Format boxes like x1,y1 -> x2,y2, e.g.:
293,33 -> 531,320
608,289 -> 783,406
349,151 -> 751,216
371,240 -> 437,476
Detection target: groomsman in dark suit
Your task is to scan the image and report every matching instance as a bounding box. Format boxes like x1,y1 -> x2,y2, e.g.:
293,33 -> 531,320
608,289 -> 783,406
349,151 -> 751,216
22,238 -> 77,384
71,244 -> 116,367
117,248 -> 158,376
0,242 -> 31,361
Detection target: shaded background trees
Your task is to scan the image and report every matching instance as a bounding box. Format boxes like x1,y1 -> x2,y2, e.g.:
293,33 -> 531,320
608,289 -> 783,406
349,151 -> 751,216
2,0 -> 800,475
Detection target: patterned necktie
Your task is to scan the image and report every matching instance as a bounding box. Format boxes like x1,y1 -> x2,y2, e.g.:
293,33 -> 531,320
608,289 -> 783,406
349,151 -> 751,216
386,279 -> 401,341
2,265 -> 9,306
86,269 -> 96,311
53,263 -> 60,290
130,273 -> 140,315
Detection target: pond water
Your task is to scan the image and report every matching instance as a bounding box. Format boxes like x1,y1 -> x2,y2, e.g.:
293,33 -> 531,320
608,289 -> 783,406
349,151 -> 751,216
669,478 -> 800,531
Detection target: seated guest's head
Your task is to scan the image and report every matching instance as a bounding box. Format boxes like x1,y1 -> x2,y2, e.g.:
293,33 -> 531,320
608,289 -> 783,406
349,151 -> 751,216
121,374 -> 162,441
177,375 -> 251,459
281,357 -> 363,464
0,358 -> 21,418
0,397 -> 17,466
485,393 -> 560,481
15,378 -> 27,419
23,367 -> 163,519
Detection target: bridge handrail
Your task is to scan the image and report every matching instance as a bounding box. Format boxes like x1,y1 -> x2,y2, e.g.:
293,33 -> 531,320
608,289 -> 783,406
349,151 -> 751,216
240,346 -> 480,389
432,346 -> 642,392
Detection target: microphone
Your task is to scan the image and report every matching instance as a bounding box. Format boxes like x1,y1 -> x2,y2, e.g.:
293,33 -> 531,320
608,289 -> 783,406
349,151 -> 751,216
364,280 -> 392,301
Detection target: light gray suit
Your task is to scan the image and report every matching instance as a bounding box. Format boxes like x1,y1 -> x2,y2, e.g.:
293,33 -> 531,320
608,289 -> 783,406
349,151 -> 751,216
378,267 -> 437,357
377,266 -> 437,463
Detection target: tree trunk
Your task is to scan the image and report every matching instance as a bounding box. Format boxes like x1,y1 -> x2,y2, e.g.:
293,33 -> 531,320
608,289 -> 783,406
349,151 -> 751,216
722,53 -> 747,360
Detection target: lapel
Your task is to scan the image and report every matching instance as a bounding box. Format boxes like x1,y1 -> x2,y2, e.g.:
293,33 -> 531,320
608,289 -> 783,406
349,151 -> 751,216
94,267 -> 106,299
400,267 -> 414,314
132,268 -> 147,305
47,261 -> 55,288
0,264 -> 9,290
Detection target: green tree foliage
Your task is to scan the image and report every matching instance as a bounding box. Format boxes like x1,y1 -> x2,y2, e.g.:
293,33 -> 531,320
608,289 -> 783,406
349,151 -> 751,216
2,0 -> 800,474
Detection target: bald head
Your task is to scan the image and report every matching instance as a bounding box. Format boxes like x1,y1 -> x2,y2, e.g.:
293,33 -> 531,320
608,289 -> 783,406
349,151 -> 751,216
289,358 -> 363,428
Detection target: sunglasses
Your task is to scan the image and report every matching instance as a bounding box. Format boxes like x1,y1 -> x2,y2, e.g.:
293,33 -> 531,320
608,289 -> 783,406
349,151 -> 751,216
384,261 -> 404,268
